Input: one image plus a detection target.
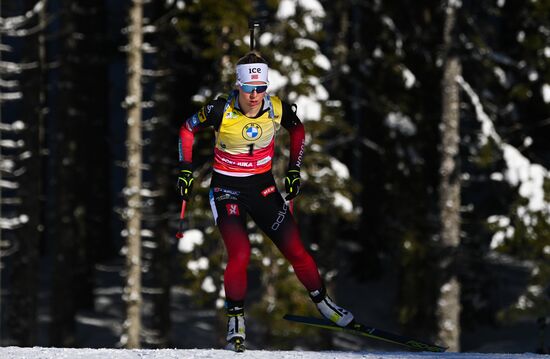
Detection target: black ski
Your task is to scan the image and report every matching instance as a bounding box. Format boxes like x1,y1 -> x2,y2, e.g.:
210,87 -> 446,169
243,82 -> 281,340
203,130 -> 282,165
283,314 -> 447,352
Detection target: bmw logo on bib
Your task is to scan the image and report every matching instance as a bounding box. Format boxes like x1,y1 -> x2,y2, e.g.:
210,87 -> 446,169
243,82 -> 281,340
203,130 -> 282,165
242,123 -> 262,141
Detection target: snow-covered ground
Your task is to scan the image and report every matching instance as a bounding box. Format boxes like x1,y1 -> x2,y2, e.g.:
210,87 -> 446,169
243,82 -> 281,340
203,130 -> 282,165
0,347 -> 547,359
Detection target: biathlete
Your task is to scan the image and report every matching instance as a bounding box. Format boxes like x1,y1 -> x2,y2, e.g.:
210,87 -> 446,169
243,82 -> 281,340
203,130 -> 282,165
177,51 -> 354,350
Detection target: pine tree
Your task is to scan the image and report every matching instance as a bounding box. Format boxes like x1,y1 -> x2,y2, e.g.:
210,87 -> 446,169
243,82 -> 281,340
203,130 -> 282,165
456,0 -> 550,334
322,0 -> 450,342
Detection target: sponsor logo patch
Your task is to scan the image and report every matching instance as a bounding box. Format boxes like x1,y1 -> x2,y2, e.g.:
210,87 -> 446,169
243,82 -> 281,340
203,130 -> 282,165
271,203 -> 289,231
226,204 -> 240,216
216,194 -> 237,202
220,157 -> 254,167
198,108 -> 207,122
256,156 -> 271,166
261,186 -> 276,197
186,114 -> 200,130
226,111 -> 238,119
213,187 -> 240,196
242,123 -> 262,141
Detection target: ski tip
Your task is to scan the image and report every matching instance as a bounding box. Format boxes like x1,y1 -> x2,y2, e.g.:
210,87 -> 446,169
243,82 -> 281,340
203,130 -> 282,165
284,314 -> 448,353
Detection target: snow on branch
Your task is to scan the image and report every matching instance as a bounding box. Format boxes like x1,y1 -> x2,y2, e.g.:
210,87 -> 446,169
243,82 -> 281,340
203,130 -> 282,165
0,78 -> 19,89
0,179 -> 19,189
0,158 -> 16,173
141,68 -> 171,77
0,139 -> 25,149
0,60 -> 39,74
0,92 -> 22,101
0,43 -> 12,52
0,0 -> 45,32
458,76 -> 549,215
0,214 -> 29,230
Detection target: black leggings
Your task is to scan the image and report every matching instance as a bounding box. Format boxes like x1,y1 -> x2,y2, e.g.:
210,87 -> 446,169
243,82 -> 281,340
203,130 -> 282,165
209,171 -> 322,302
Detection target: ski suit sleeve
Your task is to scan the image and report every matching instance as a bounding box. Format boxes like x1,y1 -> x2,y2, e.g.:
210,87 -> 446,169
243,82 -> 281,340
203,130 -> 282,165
178,98 -> 225,169
280,101 -> 305,171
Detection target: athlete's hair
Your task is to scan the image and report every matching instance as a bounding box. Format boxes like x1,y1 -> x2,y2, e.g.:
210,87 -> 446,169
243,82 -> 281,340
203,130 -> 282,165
237,51 -> 268,65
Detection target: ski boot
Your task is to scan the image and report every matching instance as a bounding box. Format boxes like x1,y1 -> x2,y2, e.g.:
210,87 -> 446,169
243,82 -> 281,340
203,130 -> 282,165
310,286 -> 354,327
225,301 -> 246,352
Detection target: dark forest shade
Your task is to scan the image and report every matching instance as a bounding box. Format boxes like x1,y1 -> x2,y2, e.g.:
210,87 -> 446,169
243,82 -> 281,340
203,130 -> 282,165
6,0 -> 44,346
49,0 -> 111,347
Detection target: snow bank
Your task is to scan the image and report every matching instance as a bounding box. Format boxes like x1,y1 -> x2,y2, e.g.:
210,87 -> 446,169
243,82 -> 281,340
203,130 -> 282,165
0,347 -> 546,359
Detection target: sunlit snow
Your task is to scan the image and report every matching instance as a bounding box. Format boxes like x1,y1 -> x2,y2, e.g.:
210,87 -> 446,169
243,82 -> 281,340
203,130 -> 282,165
0,214 -> 29,230
178,229 -> 204,253
401,67 -> 416,88
385,112 -> 417,136
542,83 -> 550,103
502,145 -> 547,212
334,192 -> 353,213
187,257 -> 209,274
458,77 -> 549,215
0,347 -> 546,359
330,158 -> 350,179
294,95 -> 322,121
201,276 -> 216,293
277,0 -> 325,23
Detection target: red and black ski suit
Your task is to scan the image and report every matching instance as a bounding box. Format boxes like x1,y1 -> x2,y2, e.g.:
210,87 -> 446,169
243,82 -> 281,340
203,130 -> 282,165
179,91 -> 323,303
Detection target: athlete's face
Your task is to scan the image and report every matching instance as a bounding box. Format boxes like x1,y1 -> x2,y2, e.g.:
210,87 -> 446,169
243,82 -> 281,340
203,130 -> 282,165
238,81 -> 267,114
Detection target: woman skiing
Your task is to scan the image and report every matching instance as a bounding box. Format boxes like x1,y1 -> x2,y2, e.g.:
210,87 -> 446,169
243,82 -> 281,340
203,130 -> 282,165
177,51 -> 354,351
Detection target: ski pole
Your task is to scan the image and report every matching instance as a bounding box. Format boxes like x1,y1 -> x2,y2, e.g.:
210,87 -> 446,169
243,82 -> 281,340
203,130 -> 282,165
289,199 -> 294,216
248,18 -> 260,51
175,199 -> 187,239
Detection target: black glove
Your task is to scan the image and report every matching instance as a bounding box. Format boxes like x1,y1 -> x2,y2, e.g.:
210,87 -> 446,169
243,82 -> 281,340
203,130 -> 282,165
284,169 -> 301,200
177,169 -> 194,200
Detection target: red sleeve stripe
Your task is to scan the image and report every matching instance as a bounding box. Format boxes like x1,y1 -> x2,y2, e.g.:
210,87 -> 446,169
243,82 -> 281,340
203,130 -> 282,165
179,120 -> 196,163
288,122 -> 305,169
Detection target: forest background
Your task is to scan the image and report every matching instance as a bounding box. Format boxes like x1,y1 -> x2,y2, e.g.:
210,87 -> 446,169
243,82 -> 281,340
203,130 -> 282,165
0,0 -> 548,354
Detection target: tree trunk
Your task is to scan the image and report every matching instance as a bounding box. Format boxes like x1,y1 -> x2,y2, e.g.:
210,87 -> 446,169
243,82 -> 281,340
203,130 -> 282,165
436,1 -> 462,351
124,0 -> 144,349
